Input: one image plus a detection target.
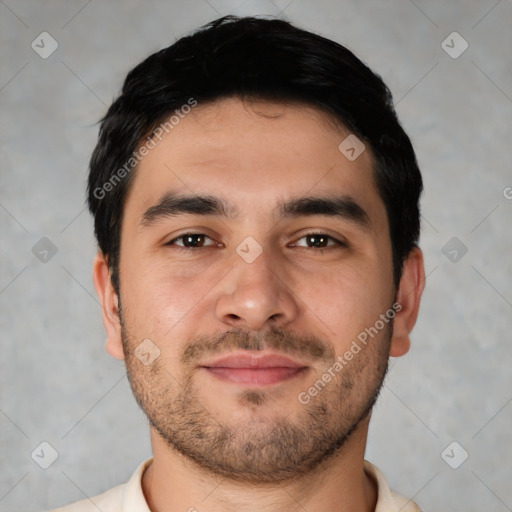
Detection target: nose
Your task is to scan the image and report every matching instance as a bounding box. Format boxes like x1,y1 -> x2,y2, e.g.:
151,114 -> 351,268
215,246 -> 299,331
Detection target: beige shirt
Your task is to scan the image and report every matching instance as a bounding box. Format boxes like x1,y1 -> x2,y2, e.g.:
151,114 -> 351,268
50,458 -> 421,512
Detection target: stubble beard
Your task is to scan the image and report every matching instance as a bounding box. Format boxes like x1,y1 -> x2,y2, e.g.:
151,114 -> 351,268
121,318 -> 391,484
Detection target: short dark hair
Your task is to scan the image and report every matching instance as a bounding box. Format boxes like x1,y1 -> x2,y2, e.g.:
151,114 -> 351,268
88,15 -> 422,295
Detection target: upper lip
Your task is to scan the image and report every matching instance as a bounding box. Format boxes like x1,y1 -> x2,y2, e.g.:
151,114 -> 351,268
200,352 -> 307,369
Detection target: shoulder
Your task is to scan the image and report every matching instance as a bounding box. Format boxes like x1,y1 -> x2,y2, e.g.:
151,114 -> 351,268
49,483 -> 125,512
48,458 -> 153,512
364,460 -> 422,512
389,490 -> 422,512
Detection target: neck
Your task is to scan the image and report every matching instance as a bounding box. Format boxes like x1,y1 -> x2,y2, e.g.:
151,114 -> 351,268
142,418 -> 377,512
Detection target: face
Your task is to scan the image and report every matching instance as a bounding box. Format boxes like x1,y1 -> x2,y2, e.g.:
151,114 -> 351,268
102,98 -> 410,483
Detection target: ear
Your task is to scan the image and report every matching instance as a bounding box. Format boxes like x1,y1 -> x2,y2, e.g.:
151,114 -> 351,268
92,251 -> 125,360
389,246 -> 425,357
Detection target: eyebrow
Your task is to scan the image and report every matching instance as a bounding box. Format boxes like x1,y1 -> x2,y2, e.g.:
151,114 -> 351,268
139,192 -> 371,230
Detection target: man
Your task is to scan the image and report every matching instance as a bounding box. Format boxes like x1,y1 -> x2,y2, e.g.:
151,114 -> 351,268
53,15 -> 425,512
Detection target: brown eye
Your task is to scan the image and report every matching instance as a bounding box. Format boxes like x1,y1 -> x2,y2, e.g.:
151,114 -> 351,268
168,234 -> 215,248
306,234 -> 330,248
294,233 -> 340,249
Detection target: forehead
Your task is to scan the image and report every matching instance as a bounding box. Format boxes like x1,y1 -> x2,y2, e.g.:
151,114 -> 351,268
123,97 -> 384,225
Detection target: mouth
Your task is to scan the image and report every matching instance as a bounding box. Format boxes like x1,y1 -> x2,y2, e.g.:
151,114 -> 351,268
199,352 -> 309,386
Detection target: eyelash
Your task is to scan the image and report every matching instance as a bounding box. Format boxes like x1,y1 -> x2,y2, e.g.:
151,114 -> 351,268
166,232 -> 347,250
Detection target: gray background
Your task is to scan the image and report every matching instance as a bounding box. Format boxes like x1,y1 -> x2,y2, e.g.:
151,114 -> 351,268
1,0 -> 511,510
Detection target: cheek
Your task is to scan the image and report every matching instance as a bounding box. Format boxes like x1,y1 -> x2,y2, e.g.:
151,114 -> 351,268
120,258 -> 218,337
294,261 -> 393,346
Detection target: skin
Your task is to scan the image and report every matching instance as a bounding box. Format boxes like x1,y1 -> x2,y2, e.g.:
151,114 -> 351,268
93,97 -> 425,512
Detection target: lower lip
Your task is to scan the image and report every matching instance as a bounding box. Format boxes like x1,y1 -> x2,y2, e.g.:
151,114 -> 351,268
203,367 -> 307,385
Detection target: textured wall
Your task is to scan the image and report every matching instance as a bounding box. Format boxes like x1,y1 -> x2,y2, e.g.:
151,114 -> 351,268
1,1 -> 511,511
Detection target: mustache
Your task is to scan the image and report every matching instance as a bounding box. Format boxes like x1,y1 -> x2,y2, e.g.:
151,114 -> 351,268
181,325 -> 335,366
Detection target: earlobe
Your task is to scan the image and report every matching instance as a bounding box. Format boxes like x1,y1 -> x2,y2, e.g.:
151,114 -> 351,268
91,251 -> 125,360
389,247 -> 425,358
